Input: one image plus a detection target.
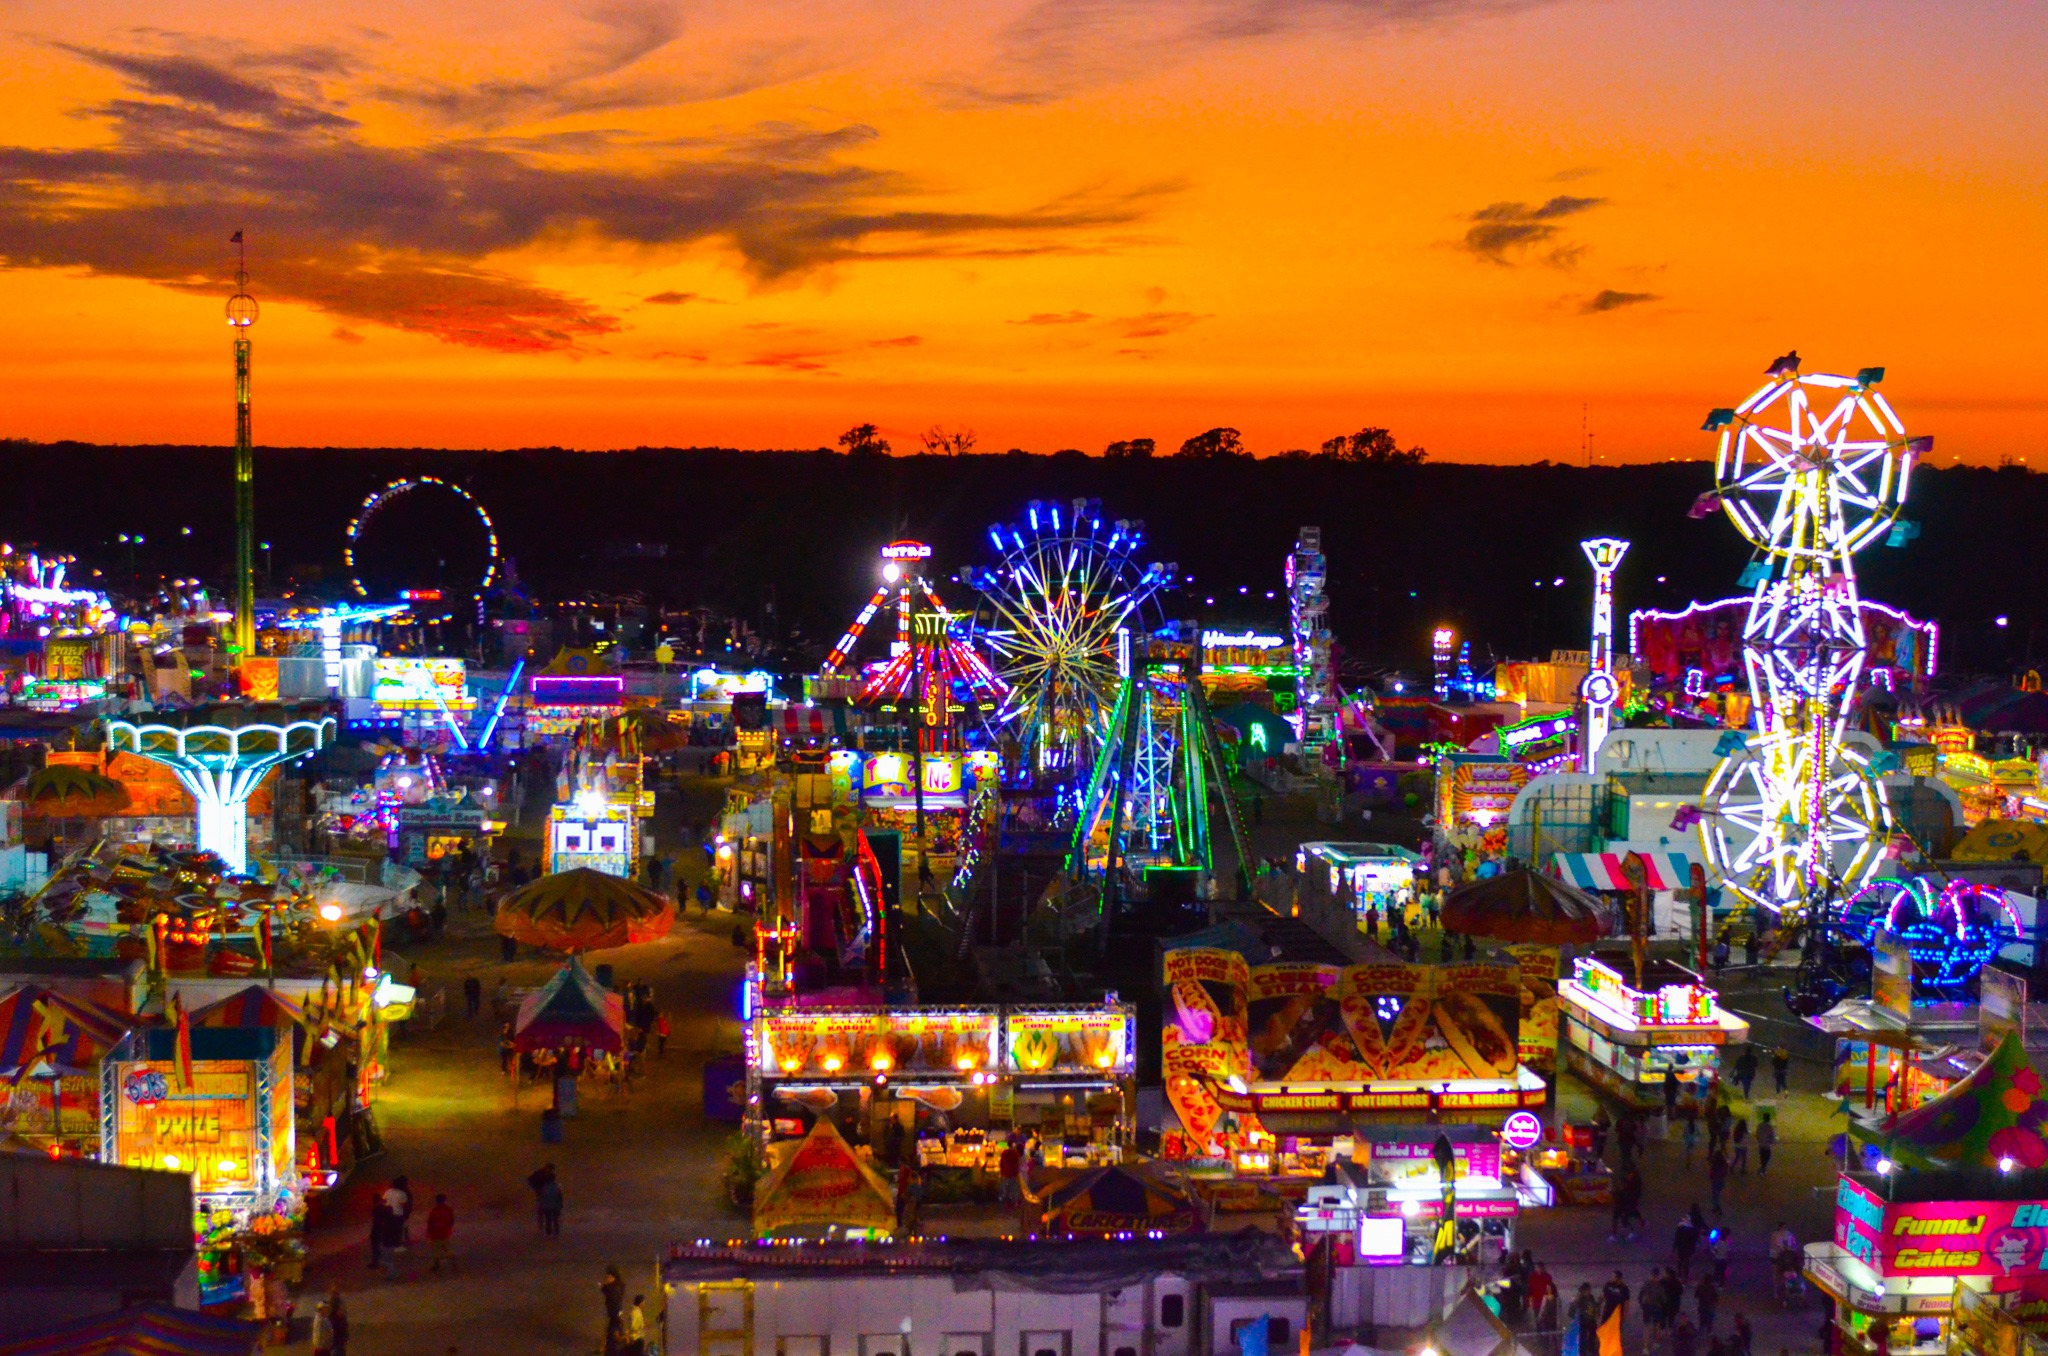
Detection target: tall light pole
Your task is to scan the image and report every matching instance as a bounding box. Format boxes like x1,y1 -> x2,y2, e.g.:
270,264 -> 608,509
1579,538 -> 1628,773
226,232 -> 259,669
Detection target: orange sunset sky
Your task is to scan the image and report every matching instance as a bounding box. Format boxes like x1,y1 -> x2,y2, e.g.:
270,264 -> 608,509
1,0 -> 2043,462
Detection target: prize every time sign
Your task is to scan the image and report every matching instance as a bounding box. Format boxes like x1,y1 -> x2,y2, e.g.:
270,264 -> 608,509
1837,1177 -> 2048,1279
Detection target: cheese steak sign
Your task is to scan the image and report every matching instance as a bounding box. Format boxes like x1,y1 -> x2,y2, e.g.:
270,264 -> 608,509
1836,1176 -> 2048,1280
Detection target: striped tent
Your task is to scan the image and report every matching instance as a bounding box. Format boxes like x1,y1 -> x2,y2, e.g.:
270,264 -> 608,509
0,1304 -> 262,1355
495,868 -> 676,953
778,706 -> 854,738
1552,851 -> 1697,891
191,985 -> 306,1031
0,986 -> 130,1078
513,957 -> 625,1052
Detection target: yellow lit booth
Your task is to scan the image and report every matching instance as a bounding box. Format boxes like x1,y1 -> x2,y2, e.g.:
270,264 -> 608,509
102,1026 -> 295,1215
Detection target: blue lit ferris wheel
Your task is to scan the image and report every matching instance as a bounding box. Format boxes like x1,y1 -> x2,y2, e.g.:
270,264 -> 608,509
963,499 -> 1175,775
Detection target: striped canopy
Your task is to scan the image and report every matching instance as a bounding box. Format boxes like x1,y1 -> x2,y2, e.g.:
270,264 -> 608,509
495,868 -> 676,953
1552,851 -> 1698,892
0,1303 -> 262,1355
1038,1165 -> 1201,1237
513,957 -> 625,1052
191,986 -> 305,1031
0,986 -> 130,1078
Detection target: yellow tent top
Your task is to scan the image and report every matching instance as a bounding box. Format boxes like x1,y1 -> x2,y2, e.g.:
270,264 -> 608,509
1951,820 -> 2048,864
752,1117 -> 896,1238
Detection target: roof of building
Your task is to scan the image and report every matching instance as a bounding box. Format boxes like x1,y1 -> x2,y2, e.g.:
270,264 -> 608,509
661,1233 -> 1302,1290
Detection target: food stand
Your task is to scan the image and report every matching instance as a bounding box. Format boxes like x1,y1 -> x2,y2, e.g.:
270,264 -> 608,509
1295,1129 -> 1525,1268
1295,842 -> 1425,928
1557,954 -> 1748,1108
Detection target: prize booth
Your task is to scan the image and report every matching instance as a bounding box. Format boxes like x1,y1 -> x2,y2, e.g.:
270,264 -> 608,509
1557,954 -> 1748,1108
1296,1127 -> 1531,1268
103,1025 -> 296,1212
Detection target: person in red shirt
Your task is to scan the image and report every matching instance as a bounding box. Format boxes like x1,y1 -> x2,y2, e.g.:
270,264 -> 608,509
426,1194 -> 457,1273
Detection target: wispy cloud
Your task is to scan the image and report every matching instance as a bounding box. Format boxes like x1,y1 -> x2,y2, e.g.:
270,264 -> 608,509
1011,310 -> 1095,325
949,0 -> 1560,105
1579,288 -> 1658,313
0,39 -> 1172,352
643,291 -> 700,305
869,335 -> 922,347
1458,194 -> 1605,266
1116,309 -> 1208,338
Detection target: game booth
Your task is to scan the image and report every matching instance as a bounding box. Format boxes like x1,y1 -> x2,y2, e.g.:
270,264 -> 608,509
1556,953 -> 1748,1109
1159,948 -> 1547,1191
1294,842 -> 1426,929
746,1000 -> 1136,1193
1295,1124 -> 1541,1268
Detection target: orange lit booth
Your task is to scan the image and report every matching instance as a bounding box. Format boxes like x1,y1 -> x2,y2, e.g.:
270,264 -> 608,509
102,1025 -> 295,1216
747,1001 -> 1135,1184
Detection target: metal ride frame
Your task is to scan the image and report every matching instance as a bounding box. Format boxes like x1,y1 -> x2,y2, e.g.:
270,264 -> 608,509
965,499 -> 1175,778
1697,358 -> 1926,921
343,476 -> 500,621
1069,631 -> 1252,906
105,712 -> 336,875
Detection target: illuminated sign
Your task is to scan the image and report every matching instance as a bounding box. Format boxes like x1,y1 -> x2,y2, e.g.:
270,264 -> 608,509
373,657 -> 475,711
1499,712 -> 1576,752
1006,1008 -> 1132,1075
530,674 -> 624,705
1833,1176 -> 2048,1279
881,541 -> 933,560
1202,630 -> 1286,650
1502,1111 -> 1544,1150
1566,958 -> 1716,1028
758,1010 -> 1000,1076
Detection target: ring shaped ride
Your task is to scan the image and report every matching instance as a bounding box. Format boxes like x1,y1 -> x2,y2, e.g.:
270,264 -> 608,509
344,477 -> 499,617
1697,361 -> 1923,920
964,499 -> 1175,777
104,707 -> 336,875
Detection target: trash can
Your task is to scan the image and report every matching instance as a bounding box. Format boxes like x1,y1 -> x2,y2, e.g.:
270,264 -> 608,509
594,963 -> 615,989
540,1109 -> 563,1144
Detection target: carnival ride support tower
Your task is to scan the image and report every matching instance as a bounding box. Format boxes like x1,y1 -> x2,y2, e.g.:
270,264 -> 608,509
1288,527 -> 1337,752
1579,538 -> 1628,773
226,235 -> 259,667
105,706 -> 335,875
1697,356 -> 1927,920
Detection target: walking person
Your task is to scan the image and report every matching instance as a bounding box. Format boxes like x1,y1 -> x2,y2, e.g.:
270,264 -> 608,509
1694,1273 -> 1719,1331
427,1194 -> 457,1273
367,1194 -> 391,1271
1731,1117 -> 1750,1174
1771,1045 -> 1791,1093
1734,1046 -> 1759,1099
1756,1111 -> 1778,1176
1709,1146 -> 1730,1214
463,975 -> 482,1019
1683,1113 -> 1701,1167
654,1012 -> 670,1058
312,1303 -> 336,1356
1674,1212 -> 1699,1281
528,1162 -> 559,1234
328,1288 -> 350,1356
601,1266 -> 626,1355
538,1174 -> 563,1235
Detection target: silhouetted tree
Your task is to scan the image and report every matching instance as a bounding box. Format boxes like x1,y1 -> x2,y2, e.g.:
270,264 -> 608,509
1104,438 -> 1156,459
920,425 -> 976,456
1318,427 -> 1427,464
1176,427 -> 1247,459
838,423 -> 890,456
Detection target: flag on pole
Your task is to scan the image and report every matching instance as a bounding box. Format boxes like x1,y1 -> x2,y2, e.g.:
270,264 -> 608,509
1597,1308 -> 1623,1356
170,994 -> 195,1090
230,230 -> 243,244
